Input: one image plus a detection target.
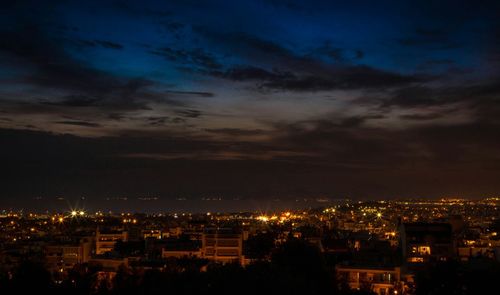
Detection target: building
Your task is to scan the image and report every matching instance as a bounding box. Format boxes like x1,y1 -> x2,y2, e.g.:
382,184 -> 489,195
162,236 -> 202,259
201,228 -> 243,264
88,257 -> 129,271
336,264 -> 405,295
399,222 -> 454,264
142,229 -> 162,239
162,248 -> 202,259
96,229 -> 128,255
45,237 -> 93,273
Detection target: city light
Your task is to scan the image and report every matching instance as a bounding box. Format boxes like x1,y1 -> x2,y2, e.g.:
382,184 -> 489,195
0,197 -> 498,294
256,215 -> 269,222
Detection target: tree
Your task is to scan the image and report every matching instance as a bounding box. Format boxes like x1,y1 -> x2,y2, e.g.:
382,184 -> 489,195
244,232 -> 276,259
11,261 -> 53,293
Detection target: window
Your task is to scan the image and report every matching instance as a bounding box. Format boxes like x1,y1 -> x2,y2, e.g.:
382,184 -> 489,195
418,246 -> 431,255
408,257 -> 424,263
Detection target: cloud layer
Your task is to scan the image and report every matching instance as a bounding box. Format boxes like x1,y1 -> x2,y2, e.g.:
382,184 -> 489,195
1,0 -> 500,201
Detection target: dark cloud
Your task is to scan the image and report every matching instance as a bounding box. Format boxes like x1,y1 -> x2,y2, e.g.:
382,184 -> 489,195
192,29 -> 304,71
399,113 -> 445,121
0,128 -> 331,203
146,116 -> 169,126
220,66 -> 292,81
172,117 -> 187,124
65,38 -> 124,50
272,117 -> 500,172
191,30 -> 427,91
216,64 -> 425,92
0,25 -> 150,110
145,116 -> 187,126
164,90 -> 215,97
381,80 -> 500,116
204,128 -> 266,136
0,22 -> 198,117
382,86 -> 438,108
40,95 -> 101,107
3,0 -> 500,203
55,120 -> 102,128
0,25 -> 116,93
108,113 -> 127,121
311,42 -> 364,62
175,109 -> 202,118
260,65 -> 426,92
337,115 -> 385,128
204,31 -> 292,59
3,108 -> 500,201
0,20 -> 212,137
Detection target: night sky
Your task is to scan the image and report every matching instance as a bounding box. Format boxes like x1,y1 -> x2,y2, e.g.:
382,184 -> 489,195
2,1 -> 500,206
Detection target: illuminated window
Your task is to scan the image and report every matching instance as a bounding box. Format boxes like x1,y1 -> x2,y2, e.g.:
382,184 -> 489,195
417,246 -> 431,255
408,257 -> 424,263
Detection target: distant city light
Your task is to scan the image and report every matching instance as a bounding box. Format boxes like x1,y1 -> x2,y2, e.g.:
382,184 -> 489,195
256,215 -> 269,222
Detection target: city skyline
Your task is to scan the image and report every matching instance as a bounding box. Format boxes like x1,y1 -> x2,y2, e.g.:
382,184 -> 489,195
2,1 -> 500,204
1,196 -> 499,294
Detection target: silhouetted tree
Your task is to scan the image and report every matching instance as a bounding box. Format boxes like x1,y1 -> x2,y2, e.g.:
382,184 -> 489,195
11,260 -> 53,293
270,238 -> 334,294
245,232 -> 276,259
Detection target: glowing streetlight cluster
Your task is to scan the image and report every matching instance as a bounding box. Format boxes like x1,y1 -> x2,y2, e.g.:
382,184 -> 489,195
122,218 -> 137,224
255,211 -> 303,223
70,210 -> 85,217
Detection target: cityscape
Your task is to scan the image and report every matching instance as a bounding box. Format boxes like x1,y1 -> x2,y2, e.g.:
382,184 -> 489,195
1,197 -> 500,294
2,1 -> 500,294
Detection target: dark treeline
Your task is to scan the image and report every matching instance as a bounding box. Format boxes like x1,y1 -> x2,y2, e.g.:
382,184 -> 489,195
1,238 -> 500,295
0,239 -> 369,295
